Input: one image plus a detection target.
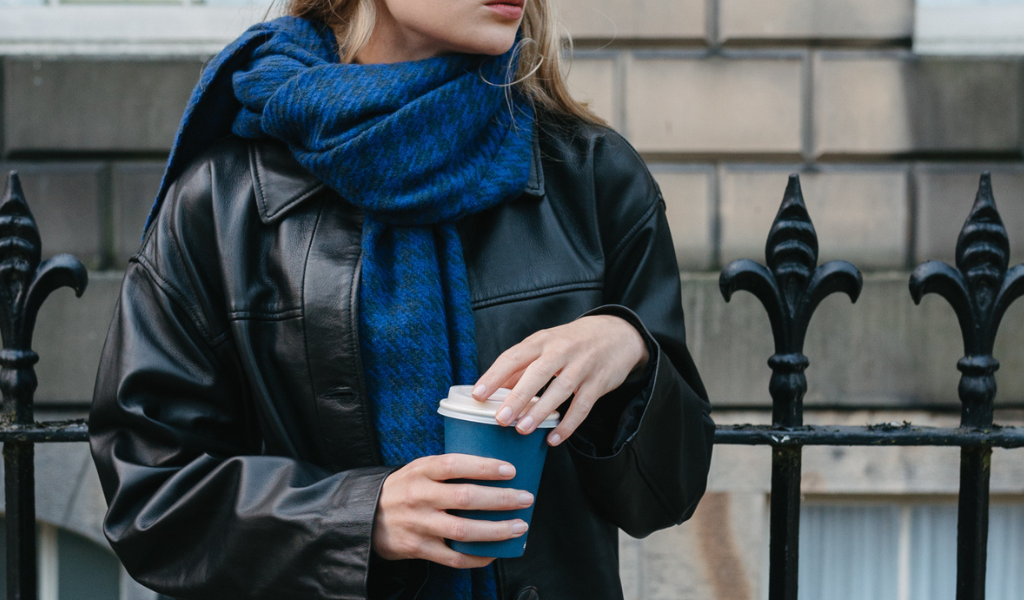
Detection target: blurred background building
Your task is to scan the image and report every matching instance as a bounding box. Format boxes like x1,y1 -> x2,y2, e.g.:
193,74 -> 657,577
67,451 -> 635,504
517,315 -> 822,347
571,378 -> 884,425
0,0 -> 1022,598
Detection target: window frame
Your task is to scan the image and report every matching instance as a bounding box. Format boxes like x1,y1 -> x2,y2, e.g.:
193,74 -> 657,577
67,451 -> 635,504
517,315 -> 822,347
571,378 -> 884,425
0,4 -> 271,56
915,2 -> 1024,55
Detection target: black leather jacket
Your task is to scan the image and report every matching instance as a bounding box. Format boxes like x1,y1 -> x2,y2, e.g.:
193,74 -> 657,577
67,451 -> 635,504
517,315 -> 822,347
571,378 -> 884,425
89,115 -> 715,600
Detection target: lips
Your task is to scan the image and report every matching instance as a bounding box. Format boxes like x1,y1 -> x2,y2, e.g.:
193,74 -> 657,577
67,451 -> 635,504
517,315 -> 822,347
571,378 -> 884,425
485,0 -> 525,19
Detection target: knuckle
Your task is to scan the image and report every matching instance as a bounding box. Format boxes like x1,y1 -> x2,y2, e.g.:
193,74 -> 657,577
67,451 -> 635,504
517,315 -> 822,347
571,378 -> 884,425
505,390 -> 529,408
573,396 -> 594,414
440,455 -> 459,478
552,374 -> 577,394
503,489 -> 520,507
447,520 -> 469,542
398,536 -> 421,558
452,486 -> 473,509
502,346 -> 525,364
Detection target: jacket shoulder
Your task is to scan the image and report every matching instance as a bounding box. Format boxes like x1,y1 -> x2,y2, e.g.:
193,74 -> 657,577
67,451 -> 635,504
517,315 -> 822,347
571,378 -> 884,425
538,115 -> 664,258
135,136 -> 258,344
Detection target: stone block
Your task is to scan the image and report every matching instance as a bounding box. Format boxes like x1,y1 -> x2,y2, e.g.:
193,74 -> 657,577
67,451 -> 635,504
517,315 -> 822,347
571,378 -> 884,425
626,56 -> 803,155
625,491 -> 765,600
559,0 -> 705,40
564,56 -> 617,128
720,167 -> 909,269
680,273 -> 1024,408
113,161 -> 166,267
3,57 -> 201,153
915,168 -> 1024,267
649,167 -> 713,270
34,271 -> 123,404
813,54 -> 1023,157
0,162 -> 105,268
720,0 -> 913,41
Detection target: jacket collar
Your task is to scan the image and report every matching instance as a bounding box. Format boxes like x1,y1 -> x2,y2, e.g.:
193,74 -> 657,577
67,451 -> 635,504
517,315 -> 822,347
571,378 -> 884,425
250,125 -> 545,225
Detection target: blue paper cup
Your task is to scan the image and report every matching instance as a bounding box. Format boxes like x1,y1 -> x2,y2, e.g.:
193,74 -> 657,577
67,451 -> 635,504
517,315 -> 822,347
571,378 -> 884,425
438,386 -> 559,558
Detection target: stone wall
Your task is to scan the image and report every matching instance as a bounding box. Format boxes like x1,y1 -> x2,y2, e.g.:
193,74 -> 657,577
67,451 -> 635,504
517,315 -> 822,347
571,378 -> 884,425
1,1 -> 1023,599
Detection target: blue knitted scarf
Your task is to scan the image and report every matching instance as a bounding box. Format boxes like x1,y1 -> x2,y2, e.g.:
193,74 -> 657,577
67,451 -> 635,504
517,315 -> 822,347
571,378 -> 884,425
148,16 -> 534,600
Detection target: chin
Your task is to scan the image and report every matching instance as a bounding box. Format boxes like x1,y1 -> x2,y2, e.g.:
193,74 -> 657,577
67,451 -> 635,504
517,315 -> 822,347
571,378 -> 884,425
457,29 -> 519,56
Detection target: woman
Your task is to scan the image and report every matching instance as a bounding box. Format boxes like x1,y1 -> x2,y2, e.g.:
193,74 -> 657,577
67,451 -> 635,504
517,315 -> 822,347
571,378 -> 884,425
89,0 -> 715,599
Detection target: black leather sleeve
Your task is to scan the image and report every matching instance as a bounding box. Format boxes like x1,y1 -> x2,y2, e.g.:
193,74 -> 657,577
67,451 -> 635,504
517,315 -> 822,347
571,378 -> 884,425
89,170 -> 393,600
566,131 -> 715,539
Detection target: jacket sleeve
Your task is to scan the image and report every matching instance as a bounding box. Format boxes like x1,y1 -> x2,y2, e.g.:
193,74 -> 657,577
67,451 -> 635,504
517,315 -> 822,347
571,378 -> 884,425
89,166 -> 393,600
565,130 -> 715,539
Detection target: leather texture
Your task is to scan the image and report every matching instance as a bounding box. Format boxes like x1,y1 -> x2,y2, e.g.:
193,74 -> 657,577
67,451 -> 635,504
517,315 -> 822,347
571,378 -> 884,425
89,114 -> 715,600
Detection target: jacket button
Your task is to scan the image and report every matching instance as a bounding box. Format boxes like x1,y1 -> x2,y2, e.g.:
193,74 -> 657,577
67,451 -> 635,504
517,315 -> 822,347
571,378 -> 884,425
516,587 -> 539,600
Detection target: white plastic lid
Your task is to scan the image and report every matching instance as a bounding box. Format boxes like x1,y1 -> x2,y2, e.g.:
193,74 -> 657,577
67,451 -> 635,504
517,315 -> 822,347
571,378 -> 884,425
437,385 -> 560,428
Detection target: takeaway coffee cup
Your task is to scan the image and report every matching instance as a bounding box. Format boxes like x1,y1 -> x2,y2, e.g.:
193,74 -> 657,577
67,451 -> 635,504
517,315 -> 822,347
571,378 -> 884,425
437,385 -> 559,558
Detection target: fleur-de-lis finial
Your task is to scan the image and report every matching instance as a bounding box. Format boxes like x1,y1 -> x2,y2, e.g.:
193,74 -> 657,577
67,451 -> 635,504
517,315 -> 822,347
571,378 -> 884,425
720,174 -> 863,425
910,172 -> 1024,427
0,172 -> 88,424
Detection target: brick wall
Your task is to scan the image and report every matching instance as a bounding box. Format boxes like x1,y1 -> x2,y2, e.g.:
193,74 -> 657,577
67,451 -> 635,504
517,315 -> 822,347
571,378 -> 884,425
2,1 -> 1023,598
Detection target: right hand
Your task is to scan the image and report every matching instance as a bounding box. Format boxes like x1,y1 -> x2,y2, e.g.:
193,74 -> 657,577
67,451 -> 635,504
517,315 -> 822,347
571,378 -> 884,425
372,454 -> 534,568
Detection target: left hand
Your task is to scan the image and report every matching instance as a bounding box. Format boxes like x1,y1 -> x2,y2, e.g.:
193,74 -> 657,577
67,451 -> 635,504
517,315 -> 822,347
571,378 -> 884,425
471,315 -> 649,447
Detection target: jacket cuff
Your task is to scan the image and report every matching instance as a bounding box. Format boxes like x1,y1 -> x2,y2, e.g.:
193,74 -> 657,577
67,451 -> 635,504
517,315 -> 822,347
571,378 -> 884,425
313,465 -> 399,599
568,304 -> 660,458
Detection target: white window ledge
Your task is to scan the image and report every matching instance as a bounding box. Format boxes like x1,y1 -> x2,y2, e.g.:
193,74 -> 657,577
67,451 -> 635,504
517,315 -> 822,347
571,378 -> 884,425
915,6 -> 1024,55
0,6 -> 270,56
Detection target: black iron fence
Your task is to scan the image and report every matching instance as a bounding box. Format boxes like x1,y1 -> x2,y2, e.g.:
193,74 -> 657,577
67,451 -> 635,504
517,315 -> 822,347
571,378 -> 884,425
1,169 -> 1022,600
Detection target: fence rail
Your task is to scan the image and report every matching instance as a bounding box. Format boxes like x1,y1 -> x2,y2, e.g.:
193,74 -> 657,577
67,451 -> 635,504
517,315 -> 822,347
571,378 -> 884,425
1,169 -> 1022,600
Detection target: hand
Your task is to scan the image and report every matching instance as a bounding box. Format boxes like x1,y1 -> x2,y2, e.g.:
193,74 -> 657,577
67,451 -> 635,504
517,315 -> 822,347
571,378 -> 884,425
472,315 -> 649,447
372,454 -> 534,568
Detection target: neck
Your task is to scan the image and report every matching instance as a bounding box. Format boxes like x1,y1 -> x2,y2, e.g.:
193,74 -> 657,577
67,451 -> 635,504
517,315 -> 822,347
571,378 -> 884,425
353,7 -> 444,64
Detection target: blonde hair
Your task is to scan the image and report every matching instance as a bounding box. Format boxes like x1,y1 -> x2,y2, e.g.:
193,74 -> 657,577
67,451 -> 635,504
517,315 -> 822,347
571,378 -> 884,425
286,0 -> 605,125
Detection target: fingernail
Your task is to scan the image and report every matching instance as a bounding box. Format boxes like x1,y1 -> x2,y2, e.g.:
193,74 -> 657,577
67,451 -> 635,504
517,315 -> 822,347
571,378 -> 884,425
497,406 -> 513,424
518,492 -> 534,505
472,384 -> 486,398
516,415 -> 534,432
548,432 -> 561,446
498,464 -> 515,477
512,521 -> 528,534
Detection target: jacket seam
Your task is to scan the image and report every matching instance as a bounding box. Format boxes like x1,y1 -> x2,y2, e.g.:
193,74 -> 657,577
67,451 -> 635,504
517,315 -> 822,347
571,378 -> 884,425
133,255 -> 218,345
251,144 -> 270,219
607,196 -> 661,264
302,203 -> 328,468
471,280 -> 603,309
349,256 -> 382,464
227,309 -> 303,321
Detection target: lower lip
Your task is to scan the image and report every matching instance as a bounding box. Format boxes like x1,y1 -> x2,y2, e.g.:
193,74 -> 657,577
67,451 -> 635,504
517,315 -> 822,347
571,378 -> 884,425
486,3 -> 523,19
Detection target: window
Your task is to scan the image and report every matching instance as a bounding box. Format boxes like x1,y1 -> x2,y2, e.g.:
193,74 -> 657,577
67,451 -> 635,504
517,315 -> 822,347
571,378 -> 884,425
0,519 -> 122,600
0,0 -> 274,55
915,0 -> 1024,54
798,501 -> 1024,600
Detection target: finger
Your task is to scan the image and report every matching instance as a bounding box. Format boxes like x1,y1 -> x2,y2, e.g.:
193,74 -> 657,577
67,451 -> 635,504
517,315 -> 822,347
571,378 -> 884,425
504,368 -> 525,389
546,381 -> 602,447
472,340 -> 542,402
434,514 -> 530,544
417,454 -> 516,482
437,483 -> 534,512
417,539 -> 496,569
491,366 -> 526,392
516,368 -> 581,434
498,356 -> 563,427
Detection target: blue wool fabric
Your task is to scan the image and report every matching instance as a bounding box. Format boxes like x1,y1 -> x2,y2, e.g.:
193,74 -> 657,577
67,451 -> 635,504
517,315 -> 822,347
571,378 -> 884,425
147,16 -> 534,600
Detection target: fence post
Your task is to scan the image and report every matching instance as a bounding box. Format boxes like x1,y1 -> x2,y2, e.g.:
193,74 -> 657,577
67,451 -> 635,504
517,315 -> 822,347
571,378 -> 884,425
910,172 -> 1024,600
720,174 -> 862,600
0,173 -> 88,600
